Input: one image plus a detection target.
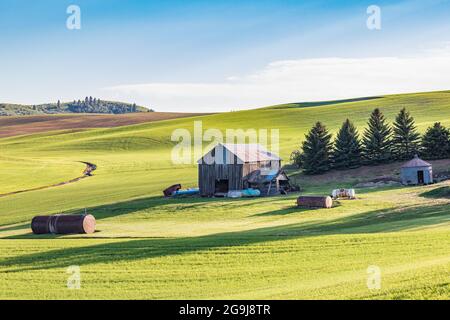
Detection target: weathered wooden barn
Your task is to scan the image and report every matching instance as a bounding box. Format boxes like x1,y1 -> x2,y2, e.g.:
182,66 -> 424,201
400,155 -> 433,185
197,143 -> 285,197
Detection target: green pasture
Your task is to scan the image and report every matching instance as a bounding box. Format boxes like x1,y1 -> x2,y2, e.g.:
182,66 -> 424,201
0,91 -> 449,299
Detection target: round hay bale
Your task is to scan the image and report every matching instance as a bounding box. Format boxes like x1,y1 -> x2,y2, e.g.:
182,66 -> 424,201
297,196 -> 333,208
31,214 -> 96,234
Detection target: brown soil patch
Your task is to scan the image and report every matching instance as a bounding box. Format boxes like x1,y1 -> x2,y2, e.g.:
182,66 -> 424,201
289,159 -> 450,185
0,112 -> 209,138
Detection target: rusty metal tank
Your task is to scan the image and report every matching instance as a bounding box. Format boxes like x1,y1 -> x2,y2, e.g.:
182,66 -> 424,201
31,214 -> 96,234
297,196 -> 333,208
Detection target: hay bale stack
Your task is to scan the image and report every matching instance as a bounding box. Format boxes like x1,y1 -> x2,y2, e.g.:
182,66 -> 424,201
297,196 -> 333,208
31,214 -> 96,234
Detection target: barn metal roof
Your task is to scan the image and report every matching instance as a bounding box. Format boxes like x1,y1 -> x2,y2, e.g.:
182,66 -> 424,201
401,155 -> 432,168
222,143 -> 281,162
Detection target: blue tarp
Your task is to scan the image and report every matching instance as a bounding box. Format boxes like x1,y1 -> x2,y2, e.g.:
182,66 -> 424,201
241,188 -> 261,197
173,188 -> 200,196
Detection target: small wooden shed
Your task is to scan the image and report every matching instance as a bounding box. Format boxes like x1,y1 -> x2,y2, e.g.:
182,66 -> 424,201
246,169 -> 291,196
197,143 -> 282,197
400,155 -> 433,185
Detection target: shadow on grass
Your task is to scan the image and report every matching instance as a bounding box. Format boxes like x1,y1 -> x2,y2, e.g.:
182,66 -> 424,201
420,186 -> 450,199
72,195 -> 214,220
254,206 -> 306,216
63,194 -> 284,220
0,195 -> 288,238
1,202 -> 449,273
253,201 -> 342,217
0,195 -> 210,237
0,223 -> 29,232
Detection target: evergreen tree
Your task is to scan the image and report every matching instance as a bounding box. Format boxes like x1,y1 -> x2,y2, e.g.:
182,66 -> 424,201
362,108 -> 392,164
332,119 -> 362,169
392,108 -> 420,160
290,150 -> 303,168
299,122 -> 333,174
421,122 -> 450,160
57,100 -> 61,108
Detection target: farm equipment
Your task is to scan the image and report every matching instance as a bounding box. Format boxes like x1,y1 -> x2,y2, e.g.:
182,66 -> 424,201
164,184 -> 199,197
332,188 -> 356,200
163,184 -> 182,197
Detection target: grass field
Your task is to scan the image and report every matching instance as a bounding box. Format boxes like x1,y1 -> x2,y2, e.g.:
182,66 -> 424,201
0,91 -> 449,299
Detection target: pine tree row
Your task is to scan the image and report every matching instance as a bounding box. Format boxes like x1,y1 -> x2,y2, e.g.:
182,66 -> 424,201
291,108 -> 450,175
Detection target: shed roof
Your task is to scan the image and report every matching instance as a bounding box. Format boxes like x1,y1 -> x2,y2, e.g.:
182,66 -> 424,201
247,169 -> 288,184
401,155 -> 432,168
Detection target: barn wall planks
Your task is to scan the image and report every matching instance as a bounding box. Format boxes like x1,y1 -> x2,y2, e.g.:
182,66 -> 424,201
199,164 -> 244,196
199,161 -> 282,196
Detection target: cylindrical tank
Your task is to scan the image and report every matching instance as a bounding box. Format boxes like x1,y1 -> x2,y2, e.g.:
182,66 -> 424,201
31,214 -> 96,234
297,196 -> 333,208
31,216 -> 52,234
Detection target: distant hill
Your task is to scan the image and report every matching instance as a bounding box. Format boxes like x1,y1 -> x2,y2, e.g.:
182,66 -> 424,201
0,97 -> 152,116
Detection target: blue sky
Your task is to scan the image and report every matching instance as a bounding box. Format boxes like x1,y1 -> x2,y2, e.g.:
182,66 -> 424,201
1,0 -> 450,111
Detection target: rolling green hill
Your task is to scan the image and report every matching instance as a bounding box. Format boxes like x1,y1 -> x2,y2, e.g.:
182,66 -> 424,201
0,97 -> 151,116
0,90 -> 449,299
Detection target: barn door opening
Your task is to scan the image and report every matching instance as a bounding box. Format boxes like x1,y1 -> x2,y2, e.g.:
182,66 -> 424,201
417,170 -> 424,184
215,179 -> 229,193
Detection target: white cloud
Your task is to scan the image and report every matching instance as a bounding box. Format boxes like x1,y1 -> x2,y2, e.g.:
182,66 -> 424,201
102,51 -> 450,112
